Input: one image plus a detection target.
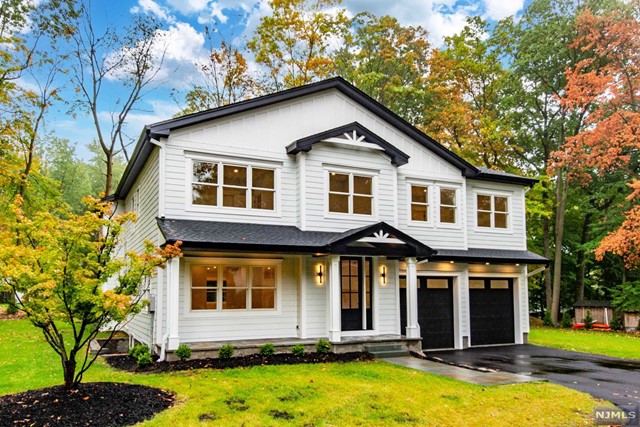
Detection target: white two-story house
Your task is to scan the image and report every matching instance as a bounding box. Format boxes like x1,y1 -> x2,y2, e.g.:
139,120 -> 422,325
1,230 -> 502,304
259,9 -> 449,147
112,77 -> 546,357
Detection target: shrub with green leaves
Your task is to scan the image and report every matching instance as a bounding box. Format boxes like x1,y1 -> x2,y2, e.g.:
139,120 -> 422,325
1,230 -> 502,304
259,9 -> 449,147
584,310 -> 593,329
219,344 -> 234,359
315,338 -> 331,354
291,344 -> 306,356
543,312 -> 553,327
5,303 -> 18,315
129,343 -> 150,359
175,344 -> 192,361
560,312 -> 573,328
258,343 -> 275,356
609,316 -> 624,331
136,352 -> 153,368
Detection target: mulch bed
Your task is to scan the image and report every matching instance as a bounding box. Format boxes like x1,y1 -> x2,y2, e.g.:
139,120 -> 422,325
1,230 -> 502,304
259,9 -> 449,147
0,382 -> 175,427
106,351 -> 372,373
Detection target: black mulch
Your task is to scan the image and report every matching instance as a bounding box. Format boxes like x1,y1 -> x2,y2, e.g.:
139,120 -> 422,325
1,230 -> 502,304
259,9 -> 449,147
0,382 -> 175,427
106,351 -> 372,373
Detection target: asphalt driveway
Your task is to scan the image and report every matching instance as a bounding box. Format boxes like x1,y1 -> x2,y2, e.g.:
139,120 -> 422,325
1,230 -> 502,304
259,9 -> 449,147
428,344 -> 640,408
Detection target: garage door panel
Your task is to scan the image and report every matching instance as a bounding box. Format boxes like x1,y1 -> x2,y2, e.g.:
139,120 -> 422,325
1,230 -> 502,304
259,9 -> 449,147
469,278 -> 515,346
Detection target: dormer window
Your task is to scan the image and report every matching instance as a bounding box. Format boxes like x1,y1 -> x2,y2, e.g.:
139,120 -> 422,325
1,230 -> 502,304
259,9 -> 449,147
328,171 -> 374,215
192,160 -> 275,211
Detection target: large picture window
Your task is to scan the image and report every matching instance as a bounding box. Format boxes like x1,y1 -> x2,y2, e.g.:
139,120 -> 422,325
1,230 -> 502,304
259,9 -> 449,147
477,193 -> 509,229
192,160 -> 275,211
328,172 -> 373,215
190,263 -> 277,311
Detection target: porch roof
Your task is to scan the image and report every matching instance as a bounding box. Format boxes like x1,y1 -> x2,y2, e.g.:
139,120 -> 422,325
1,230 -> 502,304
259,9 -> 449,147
157,218 -> 434,258
431,248 -> 549,265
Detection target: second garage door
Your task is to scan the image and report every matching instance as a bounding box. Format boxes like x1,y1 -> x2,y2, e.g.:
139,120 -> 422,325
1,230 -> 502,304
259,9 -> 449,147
469,278 -> 515,346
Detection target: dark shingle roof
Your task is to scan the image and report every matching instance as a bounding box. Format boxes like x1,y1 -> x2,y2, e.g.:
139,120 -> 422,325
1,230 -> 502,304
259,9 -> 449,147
431,248 -> 549,265
474,167 -> 537,187
157,218 -> 434,257
574,300 -> 612,308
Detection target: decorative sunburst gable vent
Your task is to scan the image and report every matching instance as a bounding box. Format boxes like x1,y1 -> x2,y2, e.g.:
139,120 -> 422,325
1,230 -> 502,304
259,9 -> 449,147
286,122 -> 410,166
357,230 -> 405,245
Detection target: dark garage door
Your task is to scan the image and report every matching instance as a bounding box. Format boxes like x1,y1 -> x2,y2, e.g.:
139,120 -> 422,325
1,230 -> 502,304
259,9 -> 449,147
469,278 -> 515,346
400,277 -> 455,350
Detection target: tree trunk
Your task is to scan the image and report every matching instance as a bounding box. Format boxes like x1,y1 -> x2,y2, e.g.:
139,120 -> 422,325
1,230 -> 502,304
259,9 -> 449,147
543,216 -> 552,312
551,169 -> 568,325
576,212 -> 591,301
105,151 -> 113,196
63,358 -> 77,389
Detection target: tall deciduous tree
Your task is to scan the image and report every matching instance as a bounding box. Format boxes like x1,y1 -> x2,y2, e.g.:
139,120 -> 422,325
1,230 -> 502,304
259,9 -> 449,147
553,1 -> 640,268
427,17 -> 517,170
248,0 -> 349,91
177,34 -> 260,115
333,13 -> 432,124
69,4 -> 165,195
0,197 -> 181,388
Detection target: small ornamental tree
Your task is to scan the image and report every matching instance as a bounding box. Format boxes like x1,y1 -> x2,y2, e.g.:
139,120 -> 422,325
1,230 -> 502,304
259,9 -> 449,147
0,196 -> 181,388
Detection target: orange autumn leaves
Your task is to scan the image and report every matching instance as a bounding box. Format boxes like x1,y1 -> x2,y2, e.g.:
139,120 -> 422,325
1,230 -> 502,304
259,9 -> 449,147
552,1 -> 640,268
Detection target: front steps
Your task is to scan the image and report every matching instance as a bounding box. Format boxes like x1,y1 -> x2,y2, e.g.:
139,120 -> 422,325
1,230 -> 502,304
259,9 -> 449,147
364,344 -> 410,359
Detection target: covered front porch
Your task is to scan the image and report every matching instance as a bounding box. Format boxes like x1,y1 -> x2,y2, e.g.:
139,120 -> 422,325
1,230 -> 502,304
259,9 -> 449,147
155,219 -> 432,355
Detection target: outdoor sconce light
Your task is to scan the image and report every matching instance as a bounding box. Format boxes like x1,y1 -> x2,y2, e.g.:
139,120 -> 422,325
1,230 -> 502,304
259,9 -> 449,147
317,264 -> 324,285
380,266 -> 387,285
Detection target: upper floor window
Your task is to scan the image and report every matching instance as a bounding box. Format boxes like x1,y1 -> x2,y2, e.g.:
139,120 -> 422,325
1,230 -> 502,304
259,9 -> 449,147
328,172 -> 373,215
410,185 -> 429,222
191,263 -> 277,311
439,188 -> 457,224
477,193 -> 509,229
192,160 -> 275,210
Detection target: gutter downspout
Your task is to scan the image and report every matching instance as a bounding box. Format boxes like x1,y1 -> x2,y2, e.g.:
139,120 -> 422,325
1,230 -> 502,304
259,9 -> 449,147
158,333 -> 169,362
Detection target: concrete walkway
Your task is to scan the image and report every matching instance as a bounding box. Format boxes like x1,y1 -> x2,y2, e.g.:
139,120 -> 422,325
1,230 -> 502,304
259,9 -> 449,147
382,356 -> 544,386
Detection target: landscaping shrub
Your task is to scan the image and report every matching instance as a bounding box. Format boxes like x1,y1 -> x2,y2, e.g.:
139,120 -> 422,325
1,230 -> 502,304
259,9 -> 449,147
584,310 -> 593,329
129,344 -> 153,367
637,319 -> 640,332
129,344 -> 149,359
219,344 -> 234,359
560,312 -> 573,328
609,316 -> 624,331
315,338 -> 331,354
175,344 -> 192,361
136,352 -> 153,368
543,311 -> 553,327
5,303 -> 18,315
258,343 -> 275,356
291,344 -> 306,356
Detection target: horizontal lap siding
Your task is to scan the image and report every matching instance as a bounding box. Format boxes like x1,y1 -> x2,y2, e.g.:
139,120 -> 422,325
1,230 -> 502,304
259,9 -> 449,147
177,257 -> 298,341
376,261 -> 398,334
466,181 -> 526,250
124,148 -> 160,346
304,257 -> 327,338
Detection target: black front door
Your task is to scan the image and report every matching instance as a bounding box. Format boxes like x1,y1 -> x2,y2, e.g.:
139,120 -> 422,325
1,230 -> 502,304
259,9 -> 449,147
469,278 -> 515,345
340,257 -> 373,331
400,276 -> 455,349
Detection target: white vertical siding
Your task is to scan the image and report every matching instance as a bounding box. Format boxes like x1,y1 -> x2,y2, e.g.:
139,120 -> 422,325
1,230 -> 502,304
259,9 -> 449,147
304,256 -> 328,338
376,260 -> 398,334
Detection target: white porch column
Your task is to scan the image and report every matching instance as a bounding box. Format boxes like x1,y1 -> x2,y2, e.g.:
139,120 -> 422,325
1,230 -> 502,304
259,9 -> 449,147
327,255 -> 341,342
166,257 -> 180,350
405,257 -> 420,339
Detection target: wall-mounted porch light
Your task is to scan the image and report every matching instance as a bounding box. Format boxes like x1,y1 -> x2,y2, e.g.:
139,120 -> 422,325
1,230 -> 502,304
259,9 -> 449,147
380,265 -> 387,285
317,264 -> 324,285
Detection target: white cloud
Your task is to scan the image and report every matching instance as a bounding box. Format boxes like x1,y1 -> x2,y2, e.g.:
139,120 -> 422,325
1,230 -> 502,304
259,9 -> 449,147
166,0 -> 209,14
131,0 -> 176,23
483,0 -> 525,20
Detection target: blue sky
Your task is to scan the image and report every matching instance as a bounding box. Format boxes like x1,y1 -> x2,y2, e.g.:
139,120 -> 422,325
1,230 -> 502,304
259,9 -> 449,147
31,0 -> 529,159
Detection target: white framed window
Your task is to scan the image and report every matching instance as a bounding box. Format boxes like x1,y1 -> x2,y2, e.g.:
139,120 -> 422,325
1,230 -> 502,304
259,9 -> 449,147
191,159 -> 276,211
438,187 -> 458,225
476,193 -> 510,229
190,263 -> 277,311
410,184 -> 430,222
327,171 -> 374,216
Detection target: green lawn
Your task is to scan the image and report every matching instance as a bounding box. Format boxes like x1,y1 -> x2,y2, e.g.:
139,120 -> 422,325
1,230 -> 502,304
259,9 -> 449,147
529,326 -> 640,360
0,319 -> 605,426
